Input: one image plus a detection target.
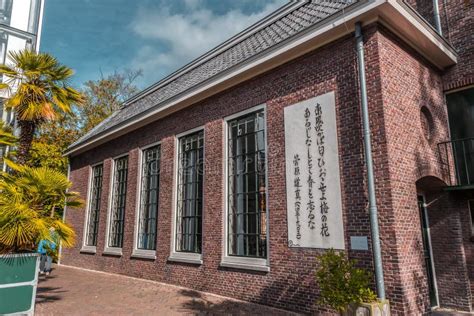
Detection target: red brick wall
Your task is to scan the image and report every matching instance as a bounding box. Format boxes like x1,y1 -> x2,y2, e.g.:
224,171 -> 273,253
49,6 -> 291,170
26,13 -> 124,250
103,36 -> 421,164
425,192 -> 473,310
376,24 -> 472,312
63,24 -> 472,314
64,31 -> 372,314
406,0 -> 474,91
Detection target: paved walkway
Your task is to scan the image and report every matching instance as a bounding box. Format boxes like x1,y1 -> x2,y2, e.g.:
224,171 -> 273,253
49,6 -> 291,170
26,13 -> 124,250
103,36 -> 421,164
35,265 -> 295,315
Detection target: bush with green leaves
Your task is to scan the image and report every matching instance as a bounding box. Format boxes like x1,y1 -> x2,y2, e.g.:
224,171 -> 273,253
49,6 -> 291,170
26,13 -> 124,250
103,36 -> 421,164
316,249 -> 377,313
0,161 -> 83,253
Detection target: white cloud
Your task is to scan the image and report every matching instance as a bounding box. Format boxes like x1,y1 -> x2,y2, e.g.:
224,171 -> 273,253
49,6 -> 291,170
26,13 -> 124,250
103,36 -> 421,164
183,0 -> 202,9
129,0 -> 286,85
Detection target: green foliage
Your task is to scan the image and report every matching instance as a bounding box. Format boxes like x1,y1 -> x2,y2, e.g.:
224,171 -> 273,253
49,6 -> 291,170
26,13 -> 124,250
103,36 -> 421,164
316,249 -> 377,313
77,69 -> 142,134
0,49 -> 84,164
0,50 -> 83,122
0,121 -> 16,164
0,121 -> 16,147
28,141 -> 68,174
0,161 -> 84,253
28,69 -> 142,174
0,50 -> 86,255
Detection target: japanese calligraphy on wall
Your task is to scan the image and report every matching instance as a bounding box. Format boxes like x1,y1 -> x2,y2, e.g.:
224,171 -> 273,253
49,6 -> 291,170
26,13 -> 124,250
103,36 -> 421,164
284,91 -> 345,249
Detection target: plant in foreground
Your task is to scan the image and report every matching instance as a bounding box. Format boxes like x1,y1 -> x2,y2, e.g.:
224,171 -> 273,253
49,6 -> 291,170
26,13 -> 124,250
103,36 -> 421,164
316,249 -> 377,314
0,161 -> 83,254
0,50 -> 83,165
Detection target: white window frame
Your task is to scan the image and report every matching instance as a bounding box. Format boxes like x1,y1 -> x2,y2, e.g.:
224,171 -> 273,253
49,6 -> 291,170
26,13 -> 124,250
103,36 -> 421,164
221,104 -> 270,272
169,126 -> 205,265
132,142 -> 161,260
103,153 -> 129,256
80,162 -> 103,254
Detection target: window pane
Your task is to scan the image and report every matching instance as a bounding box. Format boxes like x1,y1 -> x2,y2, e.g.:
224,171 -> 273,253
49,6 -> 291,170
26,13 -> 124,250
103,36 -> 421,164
138,146 -> 160,250
228,110 -> 267,258
176,131 -> 203,253
86,164 -> 103,246
108,156 -> 128,248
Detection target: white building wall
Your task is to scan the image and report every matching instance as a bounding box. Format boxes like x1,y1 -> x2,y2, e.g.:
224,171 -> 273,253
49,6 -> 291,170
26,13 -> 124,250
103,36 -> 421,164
0,0 -> 44,122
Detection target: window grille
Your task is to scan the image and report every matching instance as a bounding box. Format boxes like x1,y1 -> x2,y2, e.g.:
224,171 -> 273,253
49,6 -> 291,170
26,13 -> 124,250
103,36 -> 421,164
86,164 -> 103,246
228,110 -> 267,258
176,131 -> 203,253
137,145 -> 160,250
108,156 -> 128,248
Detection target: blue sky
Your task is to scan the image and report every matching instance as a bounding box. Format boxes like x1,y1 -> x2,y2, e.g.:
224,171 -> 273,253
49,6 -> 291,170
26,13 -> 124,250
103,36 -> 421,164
40,0 -> 287,89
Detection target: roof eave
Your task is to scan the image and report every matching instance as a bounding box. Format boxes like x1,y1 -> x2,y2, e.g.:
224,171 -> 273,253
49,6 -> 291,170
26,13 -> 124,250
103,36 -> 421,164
66,0 -> 457,157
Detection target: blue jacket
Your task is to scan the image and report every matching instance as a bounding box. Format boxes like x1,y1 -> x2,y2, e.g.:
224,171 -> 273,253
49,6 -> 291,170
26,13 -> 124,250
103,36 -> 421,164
37,239 -> 56,255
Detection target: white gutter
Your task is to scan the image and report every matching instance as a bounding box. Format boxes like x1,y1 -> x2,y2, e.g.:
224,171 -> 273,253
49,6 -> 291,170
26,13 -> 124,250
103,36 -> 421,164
432,0 -> 442,35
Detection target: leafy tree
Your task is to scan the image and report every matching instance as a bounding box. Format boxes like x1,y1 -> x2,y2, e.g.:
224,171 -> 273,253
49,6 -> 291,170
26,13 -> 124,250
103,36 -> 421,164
78,69 -> 142,134
29,112 -> 80,173
0,50 -> 83,165
28,142 -> 68,173
28,69 -> 142,174
0,161 -> 83,253
316,249 -> 377,313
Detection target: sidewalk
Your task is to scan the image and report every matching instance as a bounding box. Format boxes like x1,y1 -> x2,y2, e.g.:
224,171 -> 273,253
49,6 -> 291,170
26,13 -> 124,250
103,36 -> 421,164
35,265 -> 296,315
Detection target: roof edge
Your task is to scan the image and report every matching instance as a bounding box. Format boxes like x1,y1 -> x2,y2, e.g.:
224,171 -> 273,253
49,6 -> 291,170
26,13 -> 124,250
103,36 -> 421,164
66,0 -> 458,157
122,1 -> 305,107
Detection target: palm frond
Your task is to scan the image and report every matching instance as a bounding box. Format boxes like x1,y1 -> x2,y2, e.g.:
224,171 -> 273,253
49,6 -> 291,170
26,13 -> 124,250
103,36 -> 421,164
0,164 -> 84,253
1,49 -> 84,123
0,121 -> 17,147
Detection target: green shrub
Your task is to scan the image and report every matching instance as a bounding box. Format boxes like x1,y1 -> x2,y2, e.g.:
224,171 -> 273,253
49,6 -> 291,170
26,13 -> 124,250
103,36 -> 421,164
316,249 -> 377,313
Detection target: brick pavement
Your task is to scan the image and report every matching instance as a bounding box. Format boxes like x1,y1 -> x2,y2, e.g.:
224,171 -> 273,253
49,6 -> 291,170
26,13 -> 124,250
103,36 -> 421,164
35,265 -> 297,315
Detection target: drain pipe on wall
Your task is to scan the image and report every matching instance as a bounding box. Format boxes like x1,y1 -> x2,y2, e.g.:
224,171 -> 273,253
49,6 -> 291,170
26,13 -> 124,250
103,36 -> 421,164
354,22 -> 386,300
433,0 -> 442,35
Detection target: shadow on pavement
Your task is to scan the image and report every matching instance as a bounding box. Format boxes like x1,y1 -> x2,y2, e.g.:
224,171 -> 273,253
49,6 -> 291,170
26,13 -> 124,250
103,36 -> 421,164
36,273 -> 67,305
177,289 -> 292,315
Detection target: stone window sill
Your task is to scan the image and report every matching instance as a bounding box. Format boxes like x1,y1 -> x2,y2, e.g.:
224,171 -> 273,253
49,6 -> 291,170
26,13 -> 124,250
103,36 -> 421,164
103,247 -> 123,256
80,245 -> 96,254
220,256 -> 269,272
131,249 -> 156,260
168,252 -> 202,265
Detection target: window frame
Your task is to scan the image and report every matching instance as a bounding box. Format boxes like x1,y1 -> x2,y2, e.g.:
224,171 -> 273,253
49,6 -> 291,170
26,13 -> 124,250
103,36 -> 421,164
81,162 -> 104,254
104,153 -> 129,256
222,104 -> 270,272
169,126 -> 205,265
132,142 -> 161,260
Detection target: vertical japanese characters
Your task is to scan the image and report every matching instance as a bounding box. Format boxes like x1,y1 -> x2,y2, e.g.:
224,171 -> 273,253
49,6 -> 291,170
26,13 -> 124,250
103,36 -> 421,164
285,92 -> 344,249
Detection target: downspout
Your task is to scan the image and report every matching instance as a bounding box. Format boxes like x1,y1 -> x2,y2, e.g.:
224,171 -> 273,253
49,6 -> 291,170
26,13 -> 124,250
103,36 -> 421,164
433,0 -> 442,35
355,22 -> 386,300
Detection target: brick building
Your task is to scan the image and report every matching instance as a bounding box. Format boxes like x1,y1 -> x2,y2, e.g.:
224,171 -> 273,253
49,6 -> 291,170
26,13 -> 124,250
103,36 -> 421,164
62,1 -> 473,314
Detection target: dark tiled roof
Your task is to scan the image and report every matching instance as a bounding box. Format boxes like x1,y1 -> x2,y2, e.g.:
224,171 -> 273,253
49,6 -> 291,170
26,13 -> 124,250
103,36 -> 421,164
70,0 -> 358,151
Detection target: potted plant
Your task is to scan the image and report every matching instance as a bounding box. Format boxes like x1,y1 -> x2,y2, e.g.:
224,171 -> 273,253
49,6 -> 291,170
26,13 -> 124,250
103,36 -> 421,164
0,161 -> 82,314
315,249 -> 390,315
0,126 -> 82,315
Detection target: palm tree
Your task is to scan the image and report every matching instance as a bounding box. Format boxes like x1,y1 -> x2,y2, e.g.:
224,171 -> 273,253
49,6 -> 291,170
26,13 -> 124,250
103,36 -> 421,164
0,161 -> 83,253
0,121 -> 16,166
0,50 -> 83,165
0,121 -> 16,147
